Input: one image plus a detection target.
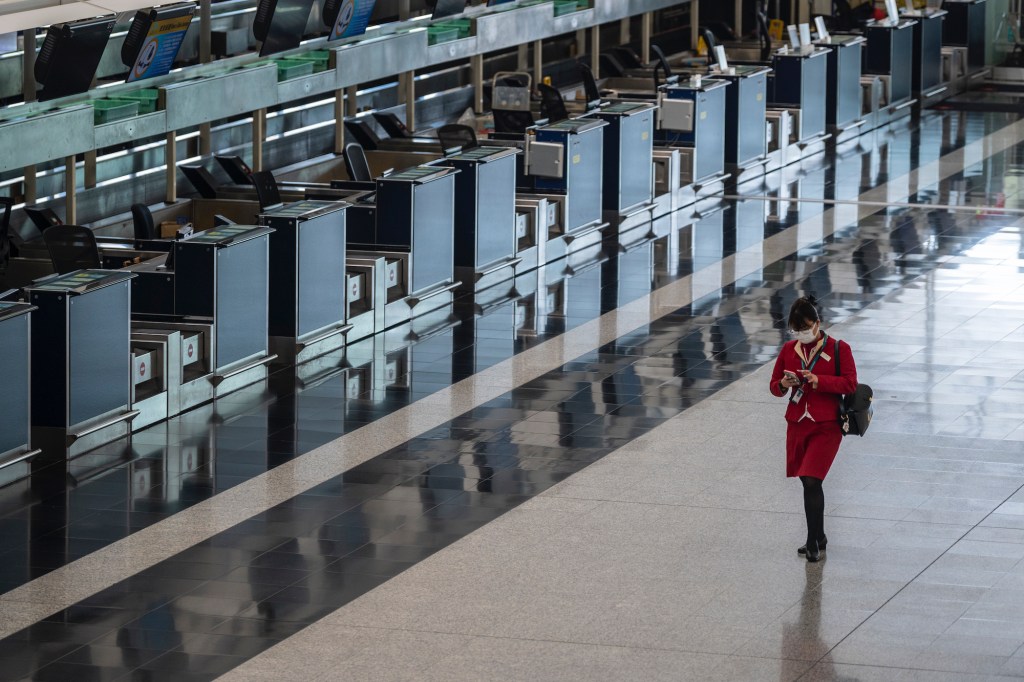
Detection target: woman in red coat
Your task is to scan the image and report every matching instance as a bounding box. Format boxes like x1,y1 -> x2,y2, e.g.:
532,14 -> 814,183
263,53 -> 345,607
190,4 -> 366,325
770,297 -> 858,562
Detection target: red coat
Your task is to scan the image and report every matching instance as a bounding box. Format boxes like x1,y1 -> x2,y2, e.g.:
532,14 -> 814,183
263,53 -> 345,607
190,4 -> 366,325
770,336 -> 858,479
769,336 -> 858,423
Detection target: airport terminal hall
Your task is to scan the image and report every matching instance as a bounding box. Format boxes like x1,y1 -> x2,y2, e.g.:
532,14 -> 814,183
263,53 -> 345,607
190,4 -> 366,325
3,0 -> 1024,679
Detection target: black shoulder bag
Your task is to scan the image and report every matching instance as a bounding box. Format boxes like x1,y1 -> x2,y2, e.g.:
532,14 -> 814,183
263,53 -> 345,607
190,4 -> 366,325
834,338 -> 873,437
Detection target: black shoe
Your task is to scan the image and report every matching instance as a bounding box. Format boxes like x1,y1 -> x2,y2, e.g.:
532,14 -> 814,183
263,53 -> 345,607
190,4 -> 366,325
797,535 -> 827,556
804,539 -> 822,562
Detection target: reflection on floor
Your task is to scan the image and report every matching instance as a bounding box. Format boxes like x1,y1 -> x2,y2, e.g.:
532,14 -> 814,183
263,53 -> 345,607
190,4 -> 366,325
0,106 -> 1022,680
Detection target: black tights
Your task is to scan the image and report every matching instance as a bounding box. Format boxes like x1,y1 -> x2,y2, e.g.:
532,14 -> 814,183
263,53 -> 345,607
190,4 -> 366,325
800,476 -> 825,545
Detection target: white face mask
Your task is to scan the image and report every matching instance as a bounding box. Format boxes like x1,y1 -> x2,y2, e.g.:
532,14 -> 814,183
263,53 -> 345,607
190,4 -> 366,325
792,324 -> 819,345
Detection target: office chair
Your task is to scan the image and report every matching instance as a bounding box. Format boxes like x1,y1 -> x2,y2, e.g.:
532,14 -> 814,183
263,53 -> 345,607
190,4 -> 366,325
343,142 -> 374,182
215,155 -> 255,185
538,83 -> 570,123
755,0 -> 772,62
0,198 -> 12,269
651,43 -> 674,89
43,224 -> 102,274
437,124 -> 479,153
344,119 -> 383,150
250,170 -> 283,210
577,62 -> 602,108
130,203 -> 157,241
609,46 -> 644,69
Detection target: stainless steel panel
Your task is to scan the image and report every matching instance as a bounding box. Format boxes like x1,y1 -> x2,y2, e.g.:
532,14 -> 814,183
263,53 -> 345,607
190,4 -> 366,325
163,64 -> 278,129
276,68 -> 340,104
0,105 -> 94,172
551,8 -> 595,36
474,3 -> 551,53
334,31 -> 424,88
426,36 -> 478,65
94,111 -> 168,150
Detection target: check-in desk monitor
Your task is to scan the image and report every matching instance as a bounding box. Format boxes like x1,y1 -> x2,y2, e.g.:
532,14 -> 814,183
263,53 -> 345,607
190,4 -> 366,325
35,16 -> 116,101
430,0 -> 468,19
324,0 -> 378,40
121,3 -> 196,82
254,0 -> 318,56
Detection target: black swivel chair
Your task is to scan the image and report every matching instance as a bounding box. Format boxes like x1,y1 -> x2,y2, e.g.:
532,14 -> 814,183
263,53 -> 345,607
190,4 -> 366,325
131,203 -> 157,241
343,143 -> 374,182
437,124 -> 479,153
250,170 -> 283,210
538,83 -> 570,123
577,62 -> 602,108
43,225 -> 102,274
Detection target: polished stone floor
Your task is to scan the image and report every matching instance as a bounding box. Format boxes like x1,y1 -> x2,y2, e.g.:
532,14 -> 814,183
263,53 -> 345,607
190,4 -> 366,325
0,105 -> 1023,681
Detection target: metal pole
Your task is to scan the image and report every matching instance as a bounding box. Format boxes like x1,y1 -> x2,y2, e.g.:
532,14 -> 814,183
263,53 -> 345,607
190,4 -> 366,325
644,12 -> 654,64
198,0 -> 213,155
334,89 -> 345,155
22,30 -> 36,102
620,17 -> 631,45
689,3 -> 698,55
399,0 -> 410,20
471,54 -> 484,113
346,85 -> 358,116
402,71 -> 415,131
735,0 -> 743,36
84,151 -> 97,189
165,132 -> 177,203
64,156 -> 76,225
590,26 -> 600,78
252,109 -> 265,172
24,168 -> 36,205
533,40 -> 542,88
517,44 -> 528,71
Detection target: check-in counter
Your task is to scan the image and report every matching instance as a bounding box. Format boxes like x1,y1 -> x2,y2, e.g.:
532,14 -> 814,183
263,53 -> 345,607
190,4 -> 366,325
585,101 -> 657,235
0,301 -> 39,485
942,0 -> 987,74
863,19 -> 918,125
26,270 -> 137,461
905,9 -> 948,101
131,225 -> 275,423
435,146 -> 521,294
769,47 -> 831,160
363,165 -> 460,329
657,78 -> 729,204
712,65 -> 771,180
259,200 -> 351,364
814,35 -> 867,141
528,117 -> 609,268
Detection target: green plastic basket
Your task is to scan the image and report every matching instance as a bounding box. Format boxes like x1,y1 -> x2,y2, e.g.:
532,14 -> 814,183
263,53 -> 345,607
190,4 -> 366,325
117,88 -> 159,114
292,50 -> 330,73
435,19 -> 471,39
275,59 -> 315,81
93,99 -> 139,125
428,25 -> 460,45
553,0 -> 585,16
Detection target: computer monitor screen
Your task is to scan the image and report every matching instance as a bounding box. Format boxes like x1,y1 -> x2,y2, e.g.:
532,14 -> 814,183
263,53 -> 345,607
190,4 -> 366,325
254,0 -> 317,56
430,0 -> 467,20
121,3 -> 196,82
324,0 -> 378,40
35,16 -> 116,101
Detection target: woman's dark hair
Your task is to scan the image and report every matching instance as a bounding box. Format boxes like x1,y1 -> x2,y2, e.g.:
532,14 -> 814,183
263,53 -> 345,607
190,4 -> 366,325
788,296 -> 820,330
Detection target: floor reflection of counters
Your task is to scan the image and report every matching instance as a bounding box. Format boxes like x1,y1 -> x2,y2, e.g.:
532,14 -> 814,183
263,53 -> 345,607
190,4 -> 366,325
26,270 -> 138,465
0,301 -> 40,486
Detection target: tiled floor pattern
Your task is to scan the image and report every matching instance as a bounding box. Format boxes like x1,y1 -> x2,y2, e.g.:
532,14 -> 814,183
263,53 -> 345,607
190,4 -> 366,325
0,109 -> 1013,615
220,223 -> 1024,682
0,109 -> 1021,680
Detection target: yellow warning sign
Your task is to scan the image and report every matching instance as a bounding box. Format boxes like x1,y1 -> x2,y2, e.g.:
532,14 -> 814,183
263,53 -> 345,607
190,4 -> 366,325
769,19 -> 785,42
696,36 -> 708,56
